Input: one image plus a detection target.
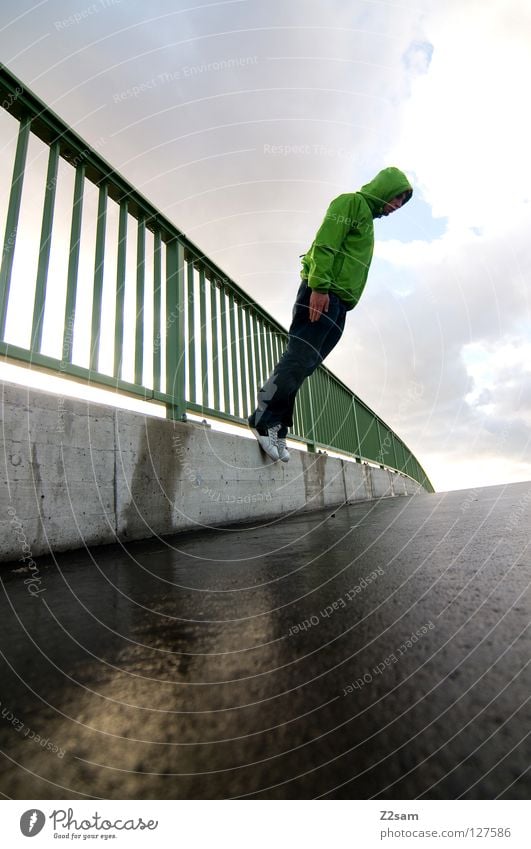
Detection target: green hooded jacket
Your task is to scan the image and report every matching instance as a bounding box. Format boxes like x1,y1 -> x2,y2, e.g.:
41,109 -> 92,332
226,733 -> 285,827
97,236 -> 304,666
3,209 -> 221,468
300,167 -> 413,309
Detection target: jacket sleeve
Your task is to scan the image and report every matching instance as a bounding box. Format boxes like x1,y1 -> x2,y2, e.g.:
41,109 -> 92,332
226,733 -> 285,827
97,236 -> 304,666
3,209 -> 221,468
306,193 -> 357,292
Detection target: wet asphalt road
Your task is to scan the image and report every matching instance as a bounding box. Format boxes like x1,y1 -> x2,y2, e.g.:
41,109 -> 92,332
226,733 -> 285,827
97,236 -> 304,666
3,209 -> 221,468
0,482 -> 530,799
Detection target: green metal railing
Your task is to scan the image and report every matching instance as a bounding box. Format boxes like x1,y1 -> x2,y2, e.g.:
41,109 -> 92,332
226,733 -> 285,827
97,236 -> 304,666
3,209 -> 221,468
0,64 -> 433,492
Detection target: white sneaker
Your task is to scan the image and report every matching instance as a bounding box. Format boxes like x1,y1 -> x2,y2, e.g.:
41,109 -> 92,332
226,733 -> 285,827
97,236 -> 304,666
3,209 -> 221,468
249,424 -> 280,462
276,435 -> 290,463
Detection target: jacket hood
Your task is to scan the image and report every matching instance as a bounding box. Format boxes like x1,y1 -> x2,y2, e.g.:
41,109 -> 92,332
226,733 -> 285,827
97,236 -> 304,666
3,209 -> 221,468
359,167 -> 413,216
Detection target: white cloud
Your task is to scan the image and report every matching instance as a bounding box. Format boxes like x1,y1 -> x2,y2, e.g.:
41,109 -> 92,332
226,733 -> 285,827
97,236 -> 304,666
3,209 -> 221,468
389,0 -> 531,230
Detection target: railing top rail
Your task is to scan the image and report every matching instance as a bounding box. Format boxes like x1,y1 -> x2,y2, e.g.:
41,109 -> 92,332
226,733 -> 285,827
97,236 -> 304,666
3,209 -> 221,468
0,64 -> 260,306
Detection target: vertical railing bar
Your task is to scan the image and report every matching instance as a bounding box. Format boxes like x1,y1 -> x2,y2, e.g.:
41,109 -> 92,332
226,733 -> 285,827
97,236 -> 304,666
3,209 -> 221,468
396,439 -> 402,471
187,261 -> 196,404
391,433 -> 399,472
113,200 -> 128,380
301,377 -> 317,451
210,277 -> 220,411
152,230 -> 162,392
291,401 -> 304,436
393,434 -> 402,471
261,322 -> 273,377
373,418 -> 380,459
31,140 -> 59,352
307,371 -> 323,442
324,375 -> 332,446
198,267 -> 208,408
258,320 -> 270,381
372,418 -> 379,458
376,420 -> 384,466
315,369 -> 323,442
265,323 -> 275,378
62,163 -> 85,364
134,217 -> 145,386
90,181 -> 108,373
251,312 -> 262,393
272,328 -> 280,371
315,370 -> 324,444
228,292 -> 240,417
341,391 -> 350,452
384,425 -> 393,470
335,385 -> 343,447
328,378 -> 335,443
0,115 -> 31,340
261,322 -> 271,381
245,308 -> 256,415
293,381 -> 301,437
334,388 -> 343,450
275,332 -> 283,362
326,380 -> 335,447
249,311 -> 259,390
305,377 -> 317,449
270,332 -> 278,368
165,238 -> 186,419
328,378 -> 335,446
351,396 -> 361,459
220,286 -> 230,414
258,318 -> 268,386
270,329 -> 278,375
297,378 -> 306,441
275,334 -> 284,385
237,302 -> 248,417
361,409 -> 370,455
359,407 -> 367,455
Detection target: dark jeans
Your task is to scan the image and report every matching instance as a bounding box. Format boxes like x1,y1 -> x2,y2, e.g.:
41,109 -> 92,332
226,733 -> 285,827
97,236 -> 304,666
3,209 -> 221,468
250,281 -> 347,436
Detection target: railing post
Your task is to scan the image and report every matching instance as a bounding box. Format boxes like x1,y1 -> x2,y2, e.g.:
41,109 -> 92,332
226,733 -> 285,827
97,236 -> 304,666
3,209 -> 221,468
113,200 -> 128,380
152,231 -> 162,392
306,375 -> 317,453
165,237 -> 186,420
0,114 -> 31,340
134,217 -> 145,386
186,260 -> 196,403
90,181 -> 108,373
376,419 -> 385,468
62,164 -> 85,364
391,433 -> 399,473
244,307 -> 256,413
351,396 -> 361,462
210,278 -> 221,411
228,291 -> 240,417
32,141 -> 60,352
198,267 -> 208,407
220,285 -> 230,414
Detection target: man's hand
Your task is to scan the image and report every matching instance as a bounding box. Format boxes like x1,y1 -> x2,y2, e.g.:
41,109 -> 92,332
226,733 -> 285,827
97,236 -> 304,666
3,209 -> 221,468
308,291 -> 330,322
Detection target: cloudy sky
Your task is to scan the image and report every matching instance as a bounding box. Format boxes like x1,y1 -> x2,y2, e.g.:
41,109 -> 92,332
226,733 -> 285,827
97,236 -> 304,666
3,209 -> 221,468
1,0 -> 530,492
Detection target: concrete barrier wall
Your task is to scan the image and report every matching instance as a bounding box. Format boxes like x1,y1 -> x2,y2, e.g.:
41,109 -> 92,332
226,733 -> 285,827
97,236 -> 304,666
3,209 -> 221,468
1,380 -> 426,562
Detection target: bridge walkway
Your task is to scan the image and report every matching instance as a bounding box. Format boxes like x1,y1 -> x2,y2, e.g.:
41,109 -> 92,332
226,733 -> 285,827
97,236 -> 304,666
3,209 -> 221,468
0,482 -> 529,799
